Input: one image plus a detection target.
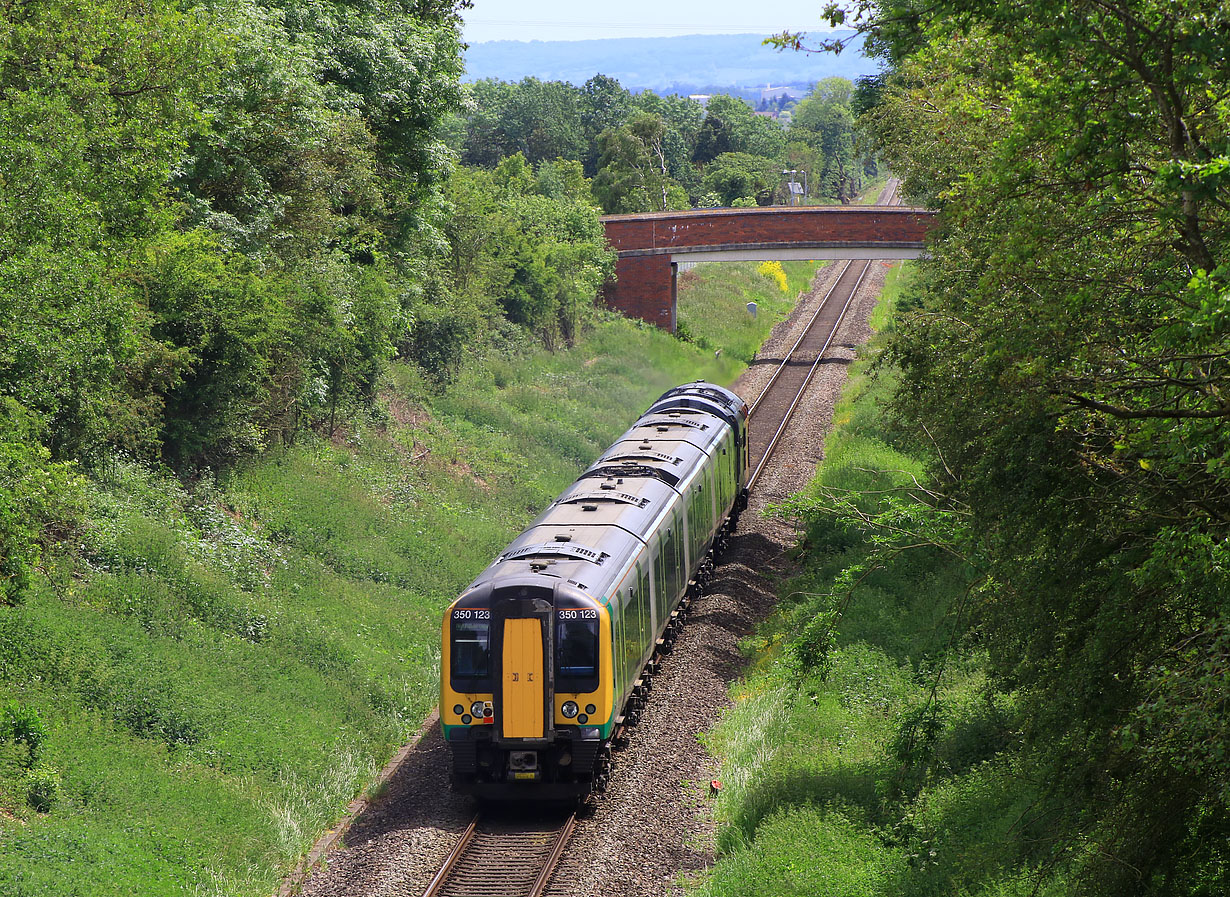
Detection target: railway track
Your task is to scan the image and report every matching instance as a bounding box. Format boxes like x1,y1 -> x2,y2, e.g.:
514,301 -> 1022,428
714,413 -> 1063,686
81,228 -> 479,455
744,176 -> 901,488
423,812 -> 576,897
746,258 -> 872,489
877,176 -> 901,206
414,181 -> 900,897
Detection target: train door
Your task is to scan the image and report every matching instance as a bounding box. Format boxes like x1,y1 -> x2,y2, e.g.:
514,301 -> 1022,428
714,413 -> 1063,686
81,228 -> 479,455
501,618 -> 544,738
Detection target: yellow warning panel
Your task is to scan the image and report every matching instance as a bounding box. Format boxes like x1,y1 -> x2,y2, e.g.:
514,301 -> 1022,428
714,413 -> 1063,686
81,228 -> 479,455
502,618 -> 545,738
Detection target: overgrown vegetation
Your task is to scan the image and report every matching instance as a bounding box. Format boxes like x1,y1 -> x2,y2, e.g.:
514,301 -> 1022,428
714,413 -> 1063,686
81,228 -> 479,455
456,73 -> 878,212
1,234 -> 817,894
0,315 -> 737,894
676,260 -> 824,363
0,0 -> 837,890
704,1 -> 1230,893
697,265 -> 1053,897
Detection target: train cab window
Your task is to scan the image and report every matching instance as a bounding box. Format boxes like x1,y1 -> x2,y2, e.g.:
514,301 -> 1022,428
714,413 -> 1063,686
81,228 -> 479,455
556,616 -> 598,678
556,605 -> 600,692
450,615 -> 491,688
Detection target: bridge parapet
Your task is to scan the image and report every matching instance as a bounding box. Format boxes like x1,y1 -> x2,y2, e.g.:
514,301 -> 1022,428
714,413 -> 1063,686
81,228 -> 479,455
600,206 -> 936,330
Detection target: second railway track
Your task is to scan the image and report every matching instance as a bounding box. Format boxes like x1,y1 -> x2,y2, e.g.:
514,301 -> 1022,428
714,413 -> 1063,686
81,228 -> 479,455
746,258 -> 873,488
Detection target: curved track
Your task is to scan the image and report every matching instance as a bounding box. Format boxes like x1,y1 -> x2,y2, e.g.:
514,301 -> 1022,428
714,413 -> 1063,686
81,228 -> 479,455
743,176 -> 902,488
304,178 -> 906,897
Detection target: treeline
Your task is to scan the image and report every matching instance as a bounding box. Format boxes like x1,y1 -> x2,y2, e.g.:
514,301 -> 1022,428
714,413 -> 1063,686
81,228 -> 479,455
0,0 -> 618,604
785,1 -> 1229,894
0,0 -> 881,609
455,73 -> 877,211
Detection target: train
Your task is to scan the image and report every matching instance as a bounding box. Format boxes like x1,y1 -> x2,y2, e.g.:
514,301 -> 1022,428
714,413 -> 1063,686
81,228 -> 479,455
440,382 -> 750,801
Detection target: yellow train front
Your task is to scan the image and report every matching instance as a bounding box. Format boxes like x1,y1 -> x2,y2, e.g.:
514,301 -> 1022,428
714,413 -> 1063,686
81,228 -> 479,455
441,382 -> 748,801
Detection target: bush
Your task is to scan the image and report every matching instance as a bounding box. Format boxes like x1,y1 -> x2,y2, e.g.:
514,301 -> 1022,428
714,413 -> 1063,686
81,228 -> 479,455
1,701 -> 49,765
0,398 -> 84,604
757,261 -> 790,293
24,763 -> 61,813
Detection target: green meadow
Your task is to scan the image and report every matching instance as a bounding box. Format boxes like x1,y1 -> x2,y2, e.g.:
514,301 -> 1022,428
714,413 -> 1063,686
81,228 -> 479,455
0,263 -> 817,896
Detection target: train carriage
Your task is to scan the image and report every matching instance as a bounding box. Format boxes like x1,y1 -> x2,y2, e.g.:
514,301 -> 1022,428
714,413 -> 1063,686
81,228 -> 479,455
441,382 -> 749,800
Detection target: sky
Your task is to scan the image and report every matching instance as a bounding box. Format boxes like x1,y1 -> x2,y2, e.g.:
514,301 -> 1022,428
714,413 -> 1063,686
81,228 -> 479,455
461,1 -> 836,44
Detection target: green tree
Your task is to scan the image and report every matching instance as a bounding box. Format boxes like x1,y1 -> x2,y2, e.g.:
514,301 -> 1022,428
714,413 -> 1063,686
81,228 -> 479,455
580,74 -> 633,174
439,161 -> 614,349
592,113 -> 690,214
0,0 -> 220,460
691,94 -> 786,164
701,152 -> 782,206
631,91 -> 706,194
789,77 -> 864,201
269,0 -> 466,190
825,0 -> 1230,891
177,0 -> 386,262
462,77 -> 587,167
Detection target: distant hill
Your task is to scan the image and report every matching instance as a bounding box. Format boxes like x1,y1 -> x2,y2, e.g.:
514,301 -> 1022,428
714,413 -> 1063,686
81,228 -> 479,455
462,32 -> 880,97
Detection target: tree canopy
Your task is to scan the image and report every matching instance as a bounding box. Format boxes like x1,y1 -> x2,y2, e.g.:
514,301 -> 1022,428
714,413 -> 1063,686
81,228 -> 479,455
789,1 -> 1230,892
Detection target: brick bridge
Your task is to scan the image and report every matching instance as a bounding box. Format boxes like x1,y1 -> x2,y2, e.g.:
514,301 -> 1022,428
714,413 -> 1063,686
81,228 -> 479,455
601,206 -> 935,331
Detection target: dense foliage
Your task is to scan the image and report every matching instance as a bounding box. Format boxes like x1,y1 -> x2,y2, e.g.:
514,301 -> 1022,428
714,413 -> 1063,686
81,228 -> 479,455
772,2 -> 1230,894
0,0 -> 626,591
453,73 -> 878,213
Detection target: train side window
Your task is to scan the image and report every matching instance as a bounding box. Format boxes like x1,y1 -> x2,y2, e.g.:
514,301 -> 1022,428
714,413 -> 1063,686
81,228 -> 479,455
625,586 -> 641,677
614,602 -> 626,695
450,618 -> 490,686
688,490 -> 700,561
662,526 -> 678,606
676,522 -> 686,600
638,567 -> 652,644
654,541 -> 668,622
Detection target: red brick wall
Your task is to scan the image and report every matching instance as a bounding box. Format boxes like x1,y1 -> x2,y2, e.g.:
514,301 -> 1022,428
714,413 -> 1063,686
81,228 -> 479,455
602,206 -> 934,252
604,255 -> 675,329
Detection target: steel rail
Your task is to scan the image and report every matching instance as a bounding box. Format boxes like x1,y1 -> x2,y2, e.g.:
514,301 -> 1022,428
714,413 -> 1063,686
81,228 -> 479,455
422,813 -> 480,897
528,813 -> 576,897
746,260 -> 873,492
746,259 -> 854,418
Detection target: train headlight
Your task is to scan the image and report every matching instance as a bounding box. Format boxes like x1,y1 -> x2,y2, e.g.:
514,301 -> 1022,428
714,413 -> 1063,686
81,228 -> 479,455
453,704 -> 464,716
585,704 -> 596,715
471,701 -> 486,717
561,700 -> 579,718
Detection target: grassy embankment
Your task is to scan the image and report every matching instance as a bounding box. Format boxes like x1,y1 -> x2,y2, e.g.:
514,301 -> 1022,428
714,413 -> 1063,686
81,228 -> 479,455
675,260 -> 819,363
0,261 -> 820,896
693,265 -> 1042,897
